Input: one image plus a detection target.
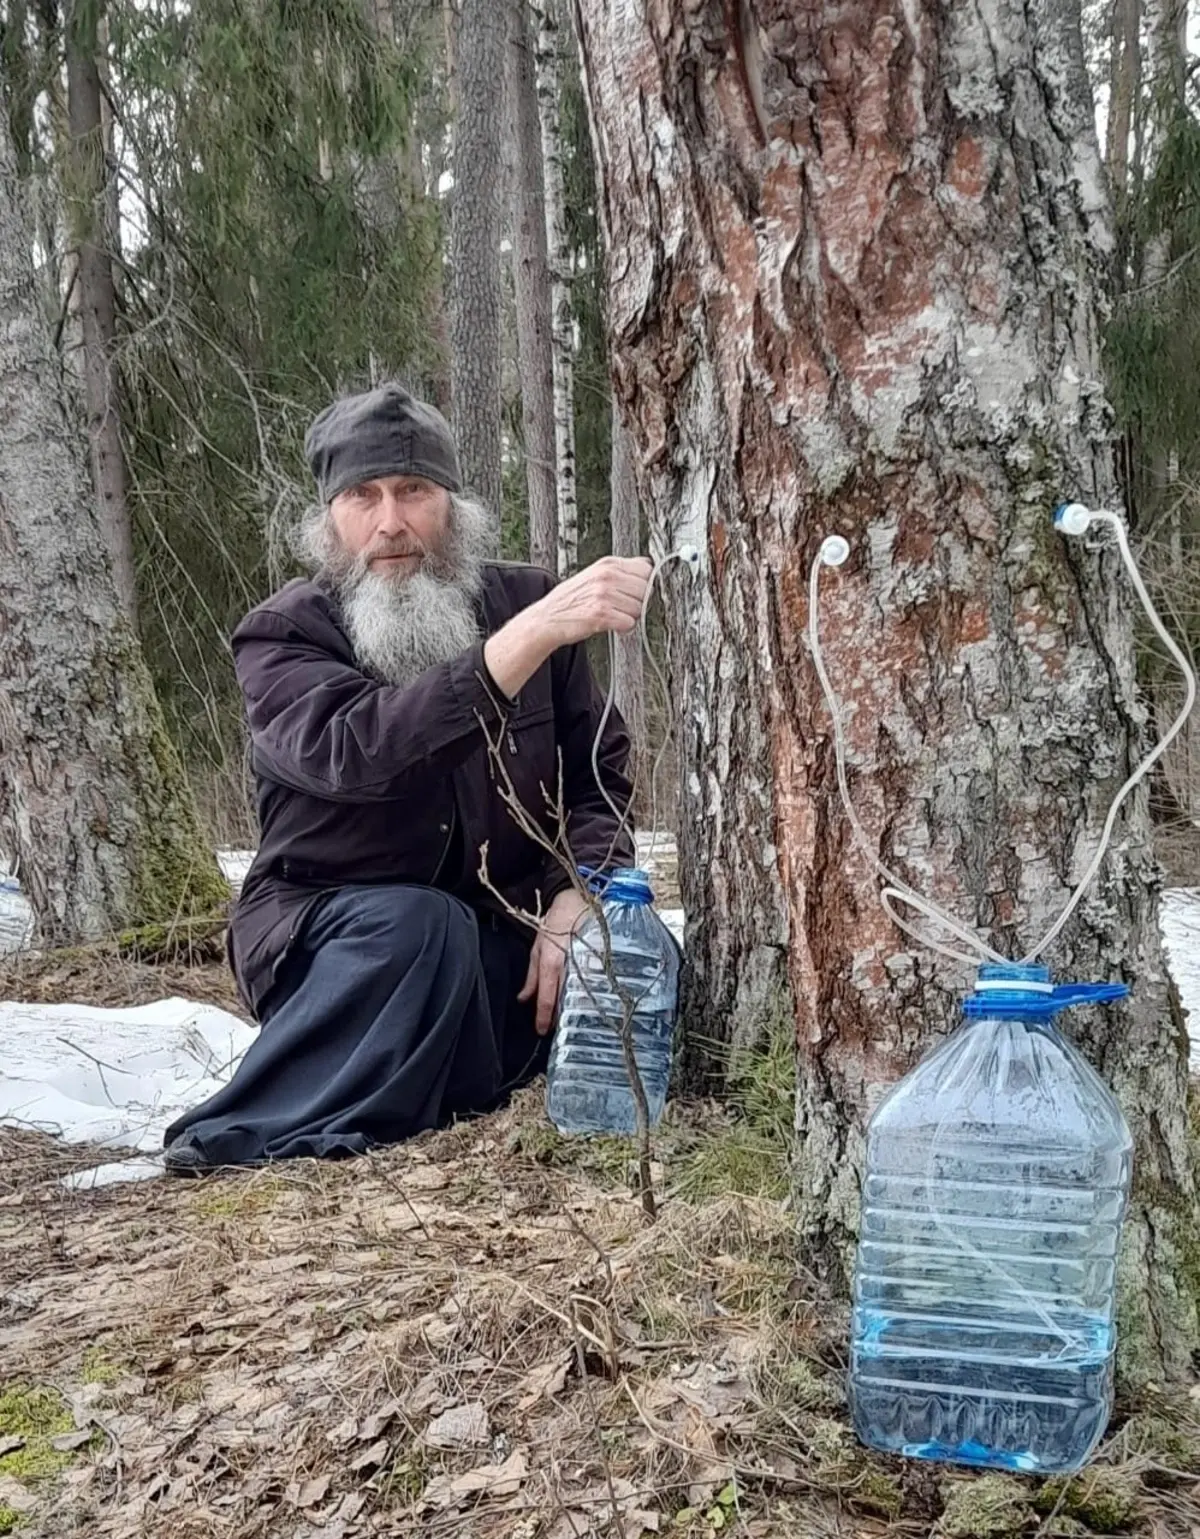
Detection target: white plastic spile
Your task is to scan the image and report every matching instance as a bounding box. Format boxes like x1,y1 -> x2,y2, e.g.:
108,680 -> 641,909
820,534 -> 850,567
1054,502 -> 1092,536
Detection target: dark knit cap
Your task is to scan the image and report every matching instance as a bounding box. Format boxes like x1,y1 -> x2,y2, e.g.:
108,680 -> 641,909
304,383 -> 463,503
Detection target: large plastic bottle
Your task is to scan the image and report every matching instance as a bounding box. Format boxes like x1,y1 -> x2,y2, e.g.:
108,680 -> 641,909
546,867 -> 681,1135
849,962 -> 1132,1474
0,876 -> 32,957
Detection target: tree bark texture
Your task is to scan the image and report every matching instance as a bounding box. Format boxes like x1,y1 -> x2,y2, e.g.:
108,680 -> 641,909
611,401 -> 646,789
449,0 -> 505,520
574,0 -> 1197,1384
507,0 -> 558,572
531,0 -> 578,575
65,0 -> 136,623
0,104 -> 228,944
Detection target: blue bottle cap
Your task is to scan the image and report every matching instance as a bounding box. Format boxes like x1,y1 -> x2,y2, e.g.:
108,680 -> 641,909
606,867 -> 654,906
575,866 -> 655,904
964,962 -> 1129,1019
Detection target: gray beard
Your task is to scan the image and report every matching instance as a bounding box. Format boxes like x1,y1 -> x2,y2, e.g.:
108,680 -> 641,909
342,571 -> 481,687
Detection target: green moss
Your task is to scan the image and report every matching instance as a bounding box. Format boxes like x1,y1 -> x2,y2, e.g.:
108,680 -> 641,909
194,1175 -> 282,1221
80,1348 -> 124,1387
115,916 -> 227,964
938,1474 -> 1034,1537
1119,1406 -> 1200,1469
776,1357 -> 844,1413
0,1384 -> 74,1483
90,620 -> 230,929
1033,1468 -> 1140,1531
855,1467 -> 904,1519
807,1416 -> 858,1483
509,1121 -> 633,1186
0,1506 -> 20,1535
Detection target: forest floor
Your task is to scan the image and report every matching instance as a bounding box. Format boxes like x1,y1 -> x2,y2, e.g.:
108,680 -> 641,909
2,948 -> 1200,1539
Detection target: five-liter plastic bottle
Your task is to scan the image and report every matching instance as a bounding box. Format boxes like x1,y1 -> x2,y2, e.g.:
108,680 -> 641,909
849,962 -> 1133,1474
545,867 -> 681,1135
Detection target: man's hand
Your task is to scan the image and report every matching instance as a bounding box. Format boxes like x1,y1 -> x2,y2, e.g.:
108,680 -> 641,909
483,556 -> 653,700
526,556 -> 653,648
518,887 -> 592,1036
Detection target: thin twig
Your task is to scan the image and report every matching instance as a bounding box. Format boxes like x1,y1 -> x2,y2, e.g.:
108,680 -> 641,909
570,1297 -> 628,1539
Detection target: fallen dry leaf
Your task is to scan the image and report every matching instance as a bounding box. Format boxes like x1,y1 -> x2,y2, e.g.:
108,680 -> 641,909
349,1437 -> 390,1473
359,1399 -> 402,1441
50,1429 -> 94,1452
285,1474 -> 332,1508
326,1415 -> 358,1449
0,1436 -> 24,1458
420,1448 -> 528,1510
0,1477 -> 35,1514
424,1400 -> 489,1450
515,1355 -> 570,1411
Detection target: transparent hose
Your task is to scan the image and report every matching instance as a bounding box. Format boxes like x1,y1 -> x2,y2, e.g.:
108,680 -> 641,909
808,508 -> 1198,968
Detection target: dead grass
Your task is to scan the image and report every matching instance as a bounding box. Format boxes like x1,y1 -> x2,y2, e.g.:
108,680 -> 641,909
0,970 -> 1198,1538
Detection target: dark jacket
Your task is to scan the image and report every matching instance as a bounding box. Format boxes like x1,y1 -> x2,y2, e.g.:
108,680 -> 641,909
228,562 -> 634,1017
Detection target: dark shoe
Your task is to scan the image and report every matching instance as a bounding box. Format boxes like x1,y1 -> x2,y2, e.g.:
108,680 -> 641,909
164,1139 -> 212,1177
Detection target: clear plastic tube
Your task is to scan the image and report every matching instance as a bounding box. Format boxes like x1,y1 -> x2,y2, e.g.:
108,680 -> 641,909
808,507 -> 1198,968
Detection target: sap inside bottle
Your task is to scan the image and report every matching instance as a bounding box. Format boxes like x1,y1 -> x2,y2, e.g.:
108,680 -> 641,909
848,963 -> 1133,1474
545,866 -> 681,1136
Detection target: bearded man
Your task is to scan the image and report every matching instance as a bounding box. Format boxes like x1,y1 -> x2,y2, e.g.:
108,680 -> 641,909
163,383 -> 649,1172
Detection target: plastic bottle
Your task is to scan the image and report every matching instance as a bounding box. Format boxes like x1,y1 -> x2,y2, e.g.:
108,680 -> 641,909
849,962 -> 1133,1474
546,867 -> 681,1135
0,876 -> 32,957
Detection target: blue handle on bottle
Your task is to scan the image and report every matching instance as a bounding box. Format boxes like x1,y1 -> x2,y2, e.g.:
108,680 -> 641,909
576,865 -> 611,896
963,966 -> 1129,1020
1048,983 -> 1130,1010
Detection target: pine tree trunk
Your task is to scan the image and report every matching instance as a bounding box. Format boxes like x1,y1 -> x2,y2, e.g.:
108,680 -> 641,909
65,0 -> 135,623
0,104 -> 227,944
506,0 -> 558,572
531,0 -> 578,576
574,0 -> 1198,1385
610,402 -> 645,790
449,0 -> 504,519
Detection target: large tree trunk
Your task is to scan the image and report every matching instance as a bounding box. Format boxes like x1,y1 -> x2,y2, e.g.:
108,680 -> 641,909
574,0 -> 1198,1384
0,102 -> 227,944
506,0 -> 558,572
610,402 -> 646,790
531,0 -> 578,575
65,0 -> 136,623
449,0 -> 505,520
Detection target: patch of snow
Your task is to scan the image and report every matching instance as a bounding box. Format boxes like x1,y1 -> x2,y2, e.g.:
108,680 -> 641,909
0,996 -> 256,1184
217,848 -> 255,895
1161,888 -> 1200,1072
659,908 -> 684,945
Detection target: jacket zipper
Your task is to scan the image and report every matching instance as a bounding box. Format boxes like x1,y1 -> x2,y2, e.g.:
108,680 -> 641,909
430,799 -> 457,885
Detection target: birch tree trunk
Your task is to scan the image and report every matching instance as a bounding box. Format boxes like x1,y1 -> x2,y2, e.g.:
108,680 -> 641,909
507,0 -> 558,572
611,402 -> 646,789
531,0 -> 578,576
449,0 -> 504,519
0,104 -> 227,944
65,0 -> 135,623
574,0 -> 1198,1385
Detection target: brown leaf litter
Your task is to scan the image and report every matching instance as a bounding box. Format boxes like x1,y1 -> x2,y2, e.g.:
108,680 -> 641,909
1,968 -> 1198,1538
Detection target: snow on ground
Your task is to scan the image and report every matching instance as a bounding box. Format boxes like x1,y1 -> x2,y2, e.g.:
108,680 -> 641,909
0,997 -> 256,1185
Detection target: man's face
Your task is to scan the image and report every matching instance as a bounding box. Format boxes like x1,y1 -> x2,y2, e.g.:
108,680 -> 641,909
329,474 -> 452,581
